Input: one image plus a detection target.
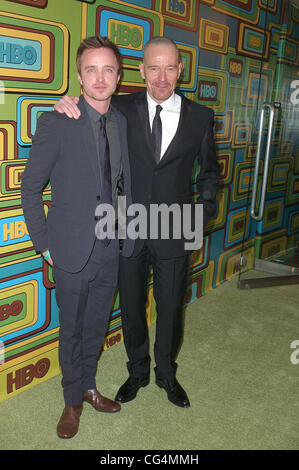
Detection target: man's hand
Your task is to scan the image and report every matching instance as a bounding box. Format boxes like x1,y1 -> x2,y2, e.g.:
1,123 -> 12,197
42,250 -> 53,266
54,96 -> 80,119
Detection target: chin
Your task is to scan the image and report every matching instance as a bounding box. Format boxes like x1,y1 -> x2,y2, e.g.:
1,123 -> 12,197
154,91 -> 172,102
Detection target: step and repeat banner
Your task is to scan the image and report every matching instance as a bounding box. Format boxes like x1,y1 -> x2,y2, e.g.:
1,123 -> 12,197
1,0 -> 299,401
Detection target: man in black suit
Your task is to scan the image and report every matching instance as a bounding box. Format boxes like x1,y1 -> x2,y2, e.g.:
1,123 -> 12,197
21,36 -> 133,438
54,37 -> 219,409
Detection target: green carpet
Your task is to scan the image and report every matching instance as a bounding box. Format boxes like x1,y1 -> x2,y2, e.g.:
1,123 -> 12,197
0,271 -> 298,450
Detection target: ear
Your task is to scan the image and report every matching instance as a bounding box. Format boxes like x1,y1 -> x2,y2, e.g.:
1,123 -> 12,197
77,72 -> 82,86
178,61 -> 183,78
139,62 -> 145,80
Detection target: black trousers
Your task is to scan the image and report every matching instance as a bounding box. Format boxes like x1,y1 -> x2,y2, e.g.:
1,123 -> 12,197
53,238 -> 119,406
119,241 -> 190,382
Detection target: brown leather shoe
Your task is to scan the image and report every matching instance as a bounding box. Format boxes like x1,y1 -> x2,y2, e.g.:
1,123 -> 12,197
57,405 -> 83,439
83,389 -> 121,413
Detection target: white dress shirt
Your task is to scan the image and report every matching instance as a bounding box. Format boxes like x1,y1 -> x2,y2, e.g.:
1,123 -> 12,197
147,92 -> 182,160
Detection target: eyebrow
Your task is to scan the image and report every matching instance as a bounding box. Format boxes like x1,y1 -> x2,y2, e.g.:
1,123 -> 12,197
147,64 -> 178,68
83,64 -> 117,70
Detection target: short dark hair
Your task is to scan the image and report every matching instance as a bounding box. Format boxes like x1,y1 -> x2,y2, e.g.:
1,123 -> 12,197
76,35 -> 122,74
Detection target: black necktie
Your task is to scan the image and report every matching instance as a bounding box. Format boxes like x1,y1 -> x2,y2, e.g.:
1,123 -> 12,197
98,115 -> 112,246
152,104 -> 162,164
99,115 -> 112,206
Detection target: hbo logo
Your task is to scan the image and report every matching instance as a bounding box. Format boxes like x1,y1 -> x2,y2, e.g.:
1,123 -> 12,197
168,0 -> 186,14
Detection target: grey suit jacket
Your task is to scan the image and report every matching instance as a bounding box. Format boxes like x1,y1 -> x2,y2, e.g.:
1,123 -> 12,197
21,95 -> 134,273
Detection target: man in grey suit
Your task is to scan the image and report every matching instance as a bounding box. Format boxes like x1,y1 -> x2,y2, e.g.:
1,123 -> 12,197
21,36 -> 133,439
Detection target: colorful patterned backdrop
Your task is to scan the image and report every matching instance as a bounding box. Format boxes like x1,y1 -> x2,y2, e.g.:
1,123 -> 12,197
1,0 -> 299,402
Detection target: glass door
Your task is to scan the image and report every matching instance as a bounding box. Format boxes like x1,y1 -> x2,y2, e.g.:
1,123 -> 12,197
238,0 -> 299,288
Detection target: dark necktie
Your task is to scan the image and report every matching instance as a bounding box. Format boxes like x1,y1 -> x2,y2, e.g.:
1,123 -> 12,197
99,115 -> 112,206
98,115 -> 112,245
151,104 -> 162,164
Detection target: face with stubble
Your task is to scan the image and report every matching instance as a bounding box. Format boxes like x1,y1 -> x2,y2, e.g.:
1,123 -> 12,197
139,42 -> 182,104
77,47 -> 120,112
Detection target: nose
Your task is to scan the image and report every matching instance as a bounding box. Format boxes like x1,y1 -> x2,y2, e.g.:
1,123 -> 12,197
96,70 -> 104,82
159,68 -> 167,81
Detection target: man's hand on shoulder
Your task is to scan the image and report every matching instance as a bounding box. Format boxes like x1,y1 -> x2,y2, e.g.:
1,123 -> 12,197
42,250 -> 53,266
54,96 -> 81,119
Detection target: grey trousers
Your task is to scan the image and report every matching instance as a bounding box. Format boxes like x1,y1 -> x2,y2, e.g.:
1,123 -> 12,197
53,238 -> 119,406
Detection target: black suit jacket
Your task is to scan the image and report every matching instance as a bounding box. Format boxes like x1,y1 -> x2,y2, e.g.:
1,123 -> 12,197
112,90 -> 219,258
21,95 -> 134,273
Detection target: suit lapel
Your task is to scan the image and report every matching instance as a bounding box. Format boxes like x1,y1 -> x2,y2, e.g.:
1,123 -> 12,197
135,92 -> 153,153
133,91 -> 193,167
159,94 -> 192,166
112,104 -> 132,208
78,96 -> 101,187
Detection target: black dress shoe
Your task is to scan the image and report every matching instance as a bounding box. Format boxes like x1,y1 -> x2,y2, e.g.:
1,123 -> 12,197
156,377 -> 190,408
115,376 -> 149,403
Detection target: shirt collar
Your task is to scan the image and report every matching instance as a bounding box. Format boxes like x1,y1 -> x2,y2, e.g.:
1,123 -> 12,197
146,91 -> 177,113
83,96 -> 111,122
